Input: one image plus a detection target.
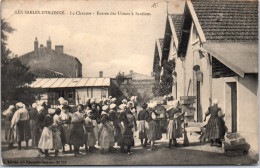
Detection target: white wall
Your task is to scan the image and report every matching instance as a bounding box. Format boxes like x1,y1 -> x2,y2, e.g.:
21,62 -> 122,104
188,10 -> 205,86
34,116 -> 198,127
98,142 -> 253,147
212,75 -> 259,153
175,22 -> 211,121
75,87 -> 109,105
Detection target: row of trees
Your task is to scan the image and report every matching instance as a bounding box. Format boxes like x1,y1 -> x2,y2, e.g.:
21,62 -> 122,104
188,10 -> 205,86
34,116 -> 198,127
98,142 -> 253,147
1,19 -> 36,109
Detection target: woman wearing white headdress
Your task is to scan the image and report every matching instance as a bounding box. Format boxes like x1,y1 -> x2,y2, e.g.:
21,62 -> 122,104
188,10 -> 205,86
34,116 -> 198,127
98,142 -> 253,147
38,108 -> 55,157
166,100 -> 183,148
204,99 -> 223,147
29,103 -> 38,148
84,109 -> 97,153
60,103 -> 73,153
3,105 -> 15,149
147,103 -> 161,150
99,111 -> 115,154
11,102 -> 30,150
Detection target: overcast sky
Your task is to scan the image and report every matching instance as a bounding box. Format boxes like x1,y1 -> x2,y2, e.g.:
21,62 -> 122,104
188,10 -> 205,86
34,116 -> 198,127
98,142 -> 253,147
2,0 -> 185,77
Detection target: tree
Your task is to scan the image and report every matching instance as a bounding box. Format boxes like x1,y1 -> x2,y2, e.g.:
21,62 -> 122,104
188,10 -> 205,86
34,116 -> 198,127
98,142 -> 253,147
115,71 -> 125,86
1,19 -> 36,108
159,59 -> 175,96
152,59 -> 175,97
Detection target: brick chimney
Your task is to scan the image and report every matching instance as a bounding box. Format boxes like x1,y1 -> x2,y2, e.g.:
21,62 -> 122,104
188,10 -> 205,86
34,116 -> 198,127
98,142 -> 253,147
34,37 -> 38,51
99,71 -> 103,77
46,36 -> 51,49
55,45 -> 63,54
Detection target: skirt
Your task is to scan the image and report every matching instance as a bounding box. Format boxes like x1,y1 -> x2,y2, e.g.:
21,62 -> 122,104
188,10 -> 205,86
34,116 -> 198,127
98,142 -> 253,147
62,124 -> 72,144
38,127 -> 53,150
166,119 -> 182,140
53,129 -> 62,150
70,123 -> 85,148
85,129 -> 96,146
5,121 -> 14,144
17,120 -> 31,142
138,120 -> 148,139
92,120 -> 99,141
122,126 -> 135,147
205,117 -> 221,140
29,120 -> 37,147
113,123 -> 122,144
148,120 -> 162,141
99,126 -> 114,149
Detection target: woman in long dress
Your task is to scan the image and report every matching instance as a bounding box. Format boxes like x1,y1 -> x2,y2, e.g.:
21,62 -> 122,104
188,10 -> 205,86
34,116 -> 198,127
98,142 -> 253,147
109,103 -> 120,151
147,103 -> 161,150
70,104 -> 85,157
52,108 -> 63,157
204,99 -> 223,147
138,103 -> 149,147
122,105 -> 136,155
117,104 -> 128,152
38,109 -> 55,157
84,109 -> 96,153
29,103 -> 38,148
60,104 -> 72,153
166,100 -> 183,148
3,105 -> 15,149
11,102 -> 31,150
99,112 -> 115,154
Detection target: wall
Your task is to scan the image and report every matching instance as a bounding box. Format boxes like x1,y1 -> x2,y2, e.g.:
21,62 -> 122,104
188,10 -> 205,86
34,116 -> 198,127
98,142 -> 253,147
75,87 -> 109,104
212,75 -> 259,154
175,22 -> 211,121
19,48 -> 81,77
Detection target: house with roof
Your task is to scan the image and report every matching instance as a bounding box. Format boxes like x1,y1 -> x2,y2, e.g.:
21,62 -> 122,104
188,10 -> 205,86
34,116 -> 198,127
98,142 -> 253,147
29,76 -> 111,107
173,0 -> 258,156
18,37 -> 82,78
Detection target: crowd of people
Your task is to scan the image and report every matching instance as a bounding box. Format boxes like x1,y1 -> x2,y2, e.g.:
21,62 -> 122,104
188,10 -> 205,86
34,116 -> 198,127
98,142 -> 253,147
2,95 -> 226,158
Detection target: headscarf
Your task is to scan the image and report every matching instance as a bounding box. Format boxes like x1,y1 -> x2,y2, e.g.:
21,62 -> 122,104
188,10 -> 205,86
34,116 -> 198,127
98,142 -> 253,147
32,103 -> 37,109
110,104 -> 116,110
213,99 -> 219,105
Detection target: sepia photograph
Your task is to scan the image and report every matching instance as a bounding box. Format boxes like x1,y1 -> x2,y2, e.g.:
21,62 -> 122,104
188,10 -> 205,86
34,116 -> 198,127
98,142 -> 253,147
1,0 -> 259,166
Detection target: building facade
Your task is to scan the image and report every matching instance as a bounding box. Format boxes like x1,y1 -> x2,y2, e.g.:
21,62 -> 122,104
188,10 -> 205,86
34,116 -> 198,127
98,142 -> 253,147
158,0 -> 258,156
18,37 -> 82,78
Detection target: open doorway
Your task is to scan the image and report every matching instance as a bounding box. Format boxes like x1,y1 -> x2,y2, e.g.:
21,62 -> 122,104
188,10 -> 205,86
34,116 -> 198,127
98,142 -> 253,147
225,82 -> 237,133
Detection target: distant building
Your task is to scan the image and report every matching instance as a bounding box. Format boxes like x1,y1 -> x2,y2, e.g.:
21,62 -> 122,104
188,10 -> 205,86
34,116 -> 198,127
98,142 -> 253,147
29,77 -> 111,107
111,70 -> 155,103
18,37 -> 82,78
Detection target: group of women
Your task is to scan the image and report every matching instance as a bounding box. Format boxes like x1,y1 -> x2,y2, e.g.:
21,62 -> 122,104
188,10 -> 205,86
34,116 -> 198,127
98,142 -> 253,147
3,95 -> 225,158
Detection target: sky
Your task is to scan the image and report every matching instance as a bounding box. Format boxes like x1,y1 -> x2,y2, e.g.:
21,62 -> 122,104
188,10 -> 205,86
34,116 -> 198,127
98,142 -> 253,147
2,0 -> 185,77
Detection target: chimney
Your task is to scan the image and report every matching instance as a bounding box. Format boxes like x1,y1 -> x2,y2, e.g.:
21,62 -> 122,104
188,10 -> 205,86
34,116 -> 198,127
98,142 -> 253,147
55,45 -> 63,54
99,71 -> 103,77
130,70 -> 133,77
46,36 -> 51,49
34,37 -> 38,51
40,44 -> 43,48
122,72 -> 124,76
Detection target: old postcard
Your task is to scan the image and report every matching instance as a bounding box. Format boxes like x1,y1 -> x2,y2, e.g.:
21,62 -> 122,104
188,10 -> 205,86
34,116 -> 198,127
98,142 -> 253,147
1,0 -> 259,166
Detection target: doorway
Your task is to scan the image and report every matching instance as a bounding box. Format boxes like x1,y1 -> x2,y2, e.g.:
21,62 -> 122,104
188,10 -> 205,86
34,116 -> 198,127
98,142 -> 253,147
196,81 -> 202,122
225,82 -> 237,133
230,82 -> 237,133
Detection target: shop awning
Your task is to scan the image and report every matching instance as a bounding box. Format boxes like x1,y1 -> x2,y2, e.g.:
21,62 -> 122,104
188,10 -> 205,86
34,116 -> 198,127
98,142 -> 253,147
204,42 -> 258,77
29,77 -> 111,88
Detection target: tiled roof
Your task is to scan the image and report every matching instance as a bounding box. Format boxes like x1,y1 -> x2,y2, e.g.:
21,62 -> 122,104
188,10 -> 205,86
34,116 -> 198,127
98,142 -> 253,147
170,14 -> 184,40
192,0 -> 258,42
30,68 -> 66,78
